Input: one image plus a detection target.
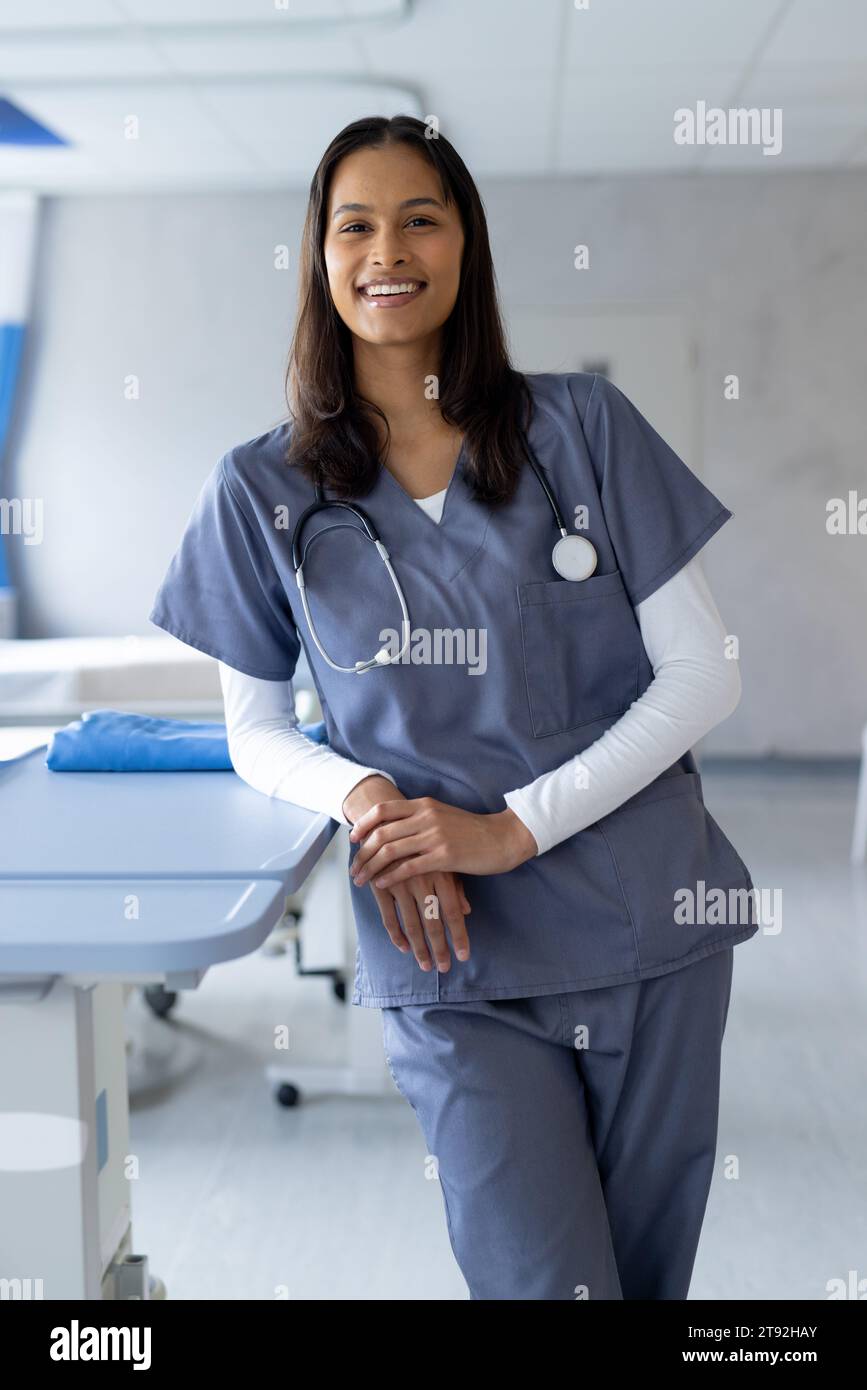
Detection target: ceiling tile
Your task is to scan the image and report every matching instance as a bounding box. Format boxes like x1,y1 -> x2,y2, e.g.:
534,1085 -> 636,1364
0,0 -> 118,27
0,0 -> 863,186
154,33 -> 363,74
562,0 -> 784,68
1,39 -> 167,80
354,0 -> 563,73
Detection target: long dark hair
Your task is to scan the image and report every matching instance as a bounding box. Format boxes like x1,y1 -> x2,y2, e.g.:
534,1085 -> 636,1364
283,114 -> 532,504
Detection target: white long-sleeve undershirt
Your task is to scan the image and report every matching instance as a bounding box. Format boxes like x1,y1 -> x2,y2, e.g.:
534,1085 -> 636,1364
500,552 -> 739,853
219,486 -> 740,856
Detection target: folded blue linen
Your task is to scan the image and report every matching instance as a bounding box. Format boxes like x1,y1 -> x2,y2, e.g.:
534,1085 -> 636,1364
45,708 -> 327,772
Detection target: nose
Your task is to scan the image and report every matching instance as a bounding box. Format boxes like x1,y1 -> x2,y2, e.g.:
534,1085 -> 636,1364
367,229 -> 412,270
370,254 -> 408,271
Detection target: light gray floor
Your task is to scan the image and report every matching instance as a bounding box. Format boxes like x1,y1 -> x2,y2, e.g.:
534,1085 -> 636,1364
128,762 -> 867,1301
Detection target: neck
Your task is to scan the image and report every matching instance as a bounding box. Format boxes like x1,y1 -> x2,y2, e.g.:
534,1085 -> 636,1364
352,334 -> 447,447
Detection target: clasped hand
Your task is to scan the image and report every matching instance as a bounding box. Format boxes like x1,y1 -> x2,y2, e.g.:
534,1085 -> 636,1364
348,795 -> 537,974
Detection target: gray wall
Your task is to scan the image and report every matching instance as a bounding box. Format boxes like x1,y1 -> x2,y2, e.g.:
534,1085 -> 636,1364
8,171 -> 867,755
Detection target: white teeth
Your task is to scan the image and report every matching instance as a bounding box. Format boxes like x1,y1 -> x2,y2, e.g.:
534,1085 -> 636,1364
362,282 -> 422,297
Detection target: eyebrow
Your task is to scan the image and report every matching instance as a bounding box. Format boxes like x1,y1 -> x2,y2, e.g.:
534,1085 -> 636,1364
331,196 -> 445,221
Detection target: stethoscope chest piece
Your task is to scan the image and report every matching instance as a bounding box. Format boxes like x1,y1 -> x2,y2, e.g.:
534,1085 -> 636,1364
552,533 -> 598,581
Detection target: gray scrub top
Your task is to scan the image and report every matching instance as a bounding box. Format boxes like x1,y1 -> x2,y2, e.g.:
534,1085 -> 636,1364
149,371 -> 758,1006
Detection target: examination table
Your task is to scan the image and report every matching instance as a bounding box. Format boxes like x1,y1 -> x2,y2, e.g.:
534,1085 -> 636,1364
0,743 -> 385,1299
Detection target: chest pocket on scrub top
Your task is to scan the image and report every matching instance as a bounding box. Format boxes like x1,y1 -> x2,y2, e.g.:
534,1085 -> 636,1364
517,568 -> 642,738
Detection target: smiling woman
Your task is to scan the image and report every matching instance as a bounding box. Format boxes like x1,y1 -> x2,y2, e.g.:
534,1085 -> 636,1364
149,113 -> 757,1303
285,116 -> 528,505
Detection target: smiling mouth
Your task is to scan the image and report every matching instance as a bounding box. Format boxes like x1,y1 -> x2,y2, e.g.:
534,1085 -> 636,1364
357,281 -> 427,308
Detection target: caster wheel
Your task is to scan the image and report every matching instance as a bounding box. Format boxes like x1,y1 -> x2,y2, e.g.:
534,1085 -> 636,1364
276,1083 -> 301,1108
332,978 -> 347,1002
144,985 -> 177,1019
149,1274 -> 167,1300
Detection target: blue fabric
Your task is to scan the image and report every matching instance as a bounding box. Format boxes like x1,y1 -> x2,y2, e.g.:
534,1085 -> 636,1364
45,708 -> 327,772
381,948 -> 735,1299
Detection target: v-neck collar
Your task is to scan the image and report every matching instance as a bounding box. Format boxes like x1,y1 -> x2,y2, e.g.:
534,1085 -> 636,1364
376,434 -> 468,529
371,435 -> 492,580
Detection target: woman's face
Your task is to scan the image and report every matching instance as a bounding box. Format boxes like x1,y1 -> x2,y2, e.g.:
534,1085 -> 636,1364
323,142 -> 465,349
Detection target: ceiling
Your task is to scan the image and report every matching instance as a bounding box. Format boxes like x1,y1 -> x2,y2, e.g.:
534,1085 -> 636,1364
0,0 -> 865,192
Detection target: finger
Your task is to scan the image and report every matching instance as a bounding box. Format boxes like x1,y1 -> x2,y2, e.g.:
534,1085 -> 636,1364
348,799 -> 417,842
370,884 -> 411,954
372,850 -> 443,889
351,820 -> 427,877
352,831 -> 432,885
434,876 -> 471,962
393,886 -> 434,972
410,879 -> 452,973
454,875 -> 472,914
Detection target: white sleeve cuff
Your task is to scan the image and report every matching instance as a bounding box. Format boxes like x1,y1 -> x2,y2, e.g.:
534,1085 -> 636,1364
503,786 -> 561,858
271,754 -> 397,826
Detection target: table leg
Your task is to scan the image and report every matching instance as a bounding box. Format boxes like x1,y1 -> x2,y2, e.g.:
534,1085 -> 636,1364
0,978 -> 134,1299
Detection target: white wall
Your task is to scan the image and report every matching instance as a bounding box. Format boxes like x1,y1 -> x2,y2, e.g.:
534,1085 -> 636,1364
7,171 -> 867,755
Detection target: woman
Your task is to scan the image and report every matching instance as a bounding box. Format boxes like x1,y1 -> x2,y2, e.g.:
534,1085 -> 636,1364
150,115 -> 758,1301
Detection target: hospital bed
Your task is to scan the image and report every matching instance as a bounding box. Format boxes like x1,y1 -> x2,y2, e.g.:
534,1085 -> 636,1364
0,634 -> 224,723
0,633 -> 318,724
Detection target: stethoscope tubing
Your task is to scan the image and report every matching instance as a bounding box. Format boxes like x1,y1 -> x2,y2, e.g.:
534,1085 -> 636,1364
516,433 -> 569,540
291,432 -> 586,673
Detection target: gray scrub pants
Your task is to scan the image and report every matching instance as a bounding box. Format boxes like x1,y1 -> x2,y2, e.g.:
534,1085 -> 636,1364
380,946 -> 735,1300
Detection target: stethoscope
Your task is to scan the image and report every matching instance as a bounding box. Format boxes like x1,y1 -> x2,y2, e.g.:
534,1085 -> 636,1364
290,435 -> 598,674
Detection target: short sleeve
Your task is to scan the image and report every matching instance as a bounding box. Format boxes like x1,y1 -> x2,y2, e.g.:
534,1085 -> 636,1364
576,373 -> 732,607
148,456 -> 301,680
